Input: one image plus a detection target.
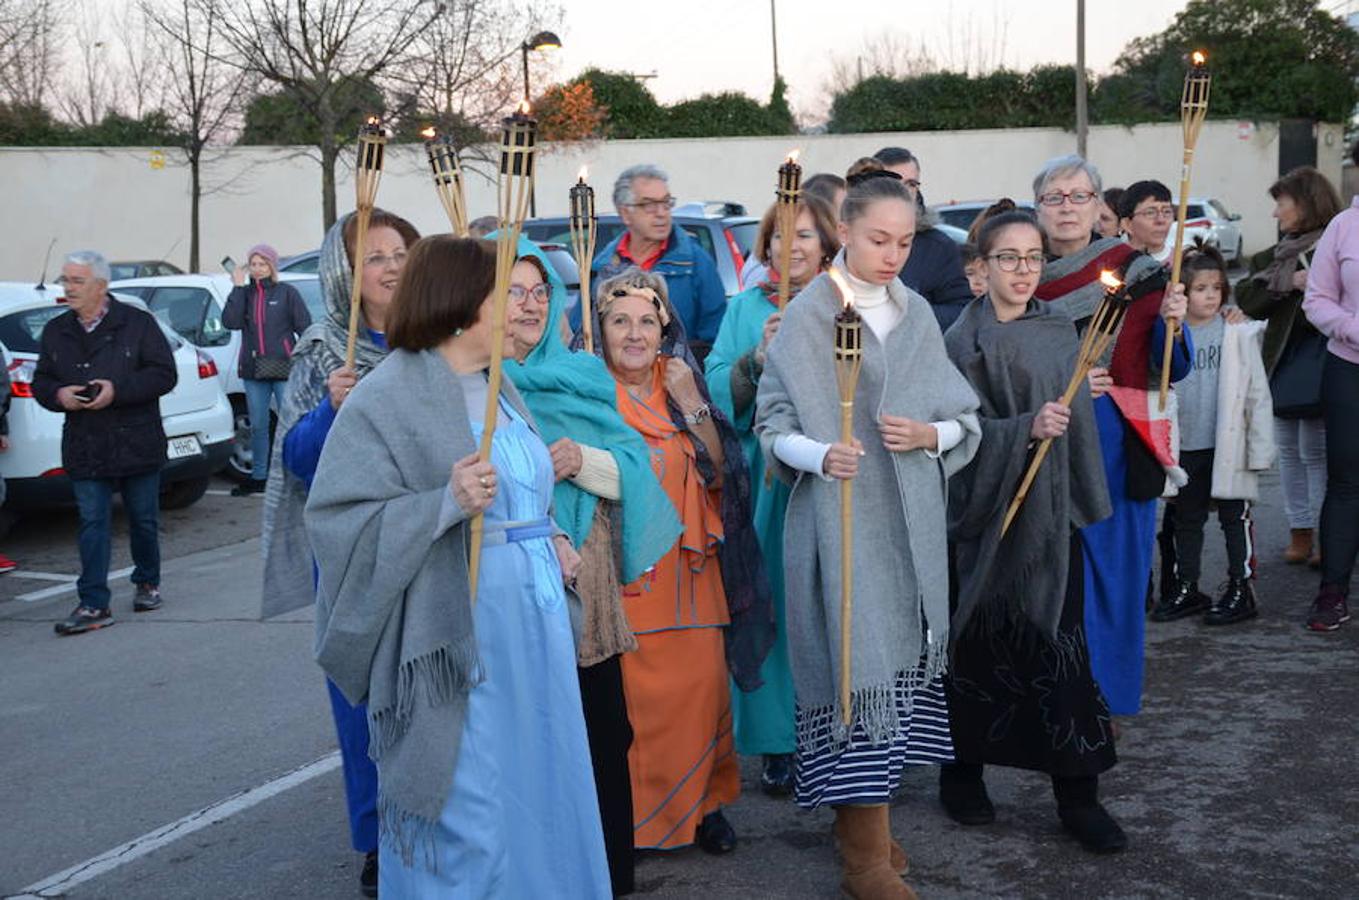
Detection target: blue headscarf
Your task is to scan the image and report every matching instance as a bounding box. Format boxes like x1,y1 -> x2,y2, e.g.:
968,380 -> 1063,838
501,235 -> 681,582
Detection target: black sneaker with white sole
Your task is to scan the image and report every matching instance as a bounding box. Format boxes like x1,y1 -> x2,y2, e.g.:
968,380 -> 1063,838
55,606 -> 115,636
134,585 -> 163,612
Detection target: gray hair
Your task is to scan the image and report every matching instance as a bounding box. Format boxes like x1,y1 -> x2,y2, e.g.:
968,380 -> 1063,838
612,164 -> 669,210
1032,154 -> 1103,199
64,250 -> 111,283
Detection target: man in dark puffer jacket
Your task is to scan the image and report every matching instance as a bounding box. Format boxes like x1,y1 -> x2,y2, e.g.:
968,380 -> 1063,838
34,250 -> 177,636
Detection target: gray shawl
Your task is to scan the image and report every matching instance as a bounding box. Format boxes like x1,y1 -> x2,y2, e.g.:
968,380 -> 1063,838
755,264 -> 981,750
305,348 -> 538,861
943,296 -> 1111,643
260,214 -> 390,618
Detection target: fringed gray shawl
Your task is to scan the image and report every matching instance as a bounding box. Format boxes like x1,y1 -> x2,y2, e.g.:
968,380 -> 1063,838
943,297 -> 1111,643
755,270 -> 980,751
261,214 -> 390,618
305,349 -> 538,860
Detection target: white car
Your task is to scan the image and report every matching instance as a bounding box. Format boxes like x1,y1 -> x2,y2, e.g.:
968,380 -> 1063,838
1166,197 -> 1245,262
0,281 -> 234,511
109,272 -> 324,482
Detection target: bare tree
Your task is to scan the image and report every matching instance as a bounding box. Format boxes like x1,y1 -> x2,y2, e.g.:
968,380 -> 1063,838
117,0 -> 168,119
143,0 -> 252,271
59,4 -> 121,126
202,0 -> 444,229
0,0 -> 64,107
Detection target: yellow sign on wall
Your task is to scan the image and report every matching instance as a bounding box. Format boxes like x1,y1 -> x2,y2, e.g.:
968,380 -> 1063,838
149,150 -> 165,170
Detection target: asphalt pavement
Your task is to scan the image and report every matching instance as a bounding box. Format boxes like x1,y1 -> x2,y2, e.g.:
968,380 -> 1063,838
1,471 -> 1355,899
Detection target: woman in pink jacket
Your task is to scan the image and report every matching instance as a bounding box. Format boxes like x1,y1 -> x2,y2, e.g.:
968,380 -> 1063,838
1301,143 -> 1359,632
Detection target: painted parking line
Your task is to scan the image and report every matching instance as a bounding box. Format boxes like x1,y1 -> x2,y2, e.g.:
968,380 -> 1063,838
11,751 -> 341,899
16,567 -> 134,603
7,571 -> 78,583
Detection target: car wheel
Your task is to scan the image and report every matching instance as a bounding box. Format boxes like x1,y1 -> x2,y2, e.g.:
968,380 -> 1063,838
225,396 -> 254,484
160,475 -> 211,510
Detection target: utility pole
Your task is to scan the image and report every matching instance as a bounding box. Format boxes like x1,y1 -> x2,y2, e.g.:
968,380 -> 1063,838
770,0 -> 780,84
1076,0 -> 1088,158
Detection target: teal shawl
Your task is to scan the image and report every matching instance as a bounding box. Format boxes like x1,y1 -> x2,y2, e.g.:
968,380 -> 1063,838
502,236 -> 681,582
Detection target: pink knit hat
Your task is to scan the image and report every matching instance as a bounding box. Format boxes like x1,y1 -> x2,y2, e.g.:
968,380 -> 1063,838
247,243 -> 280,273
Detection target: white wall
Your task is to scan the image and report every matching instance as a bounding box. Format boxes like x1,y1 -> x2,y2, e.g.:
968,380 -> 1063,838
2,120 -> 1343,278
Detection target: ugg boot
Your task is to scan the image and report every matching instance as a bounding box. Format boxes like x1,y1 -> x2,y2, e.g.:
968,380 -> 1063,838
1284,528 -> 1313,564
833,805 -> 916,899
835,813 -> 909,875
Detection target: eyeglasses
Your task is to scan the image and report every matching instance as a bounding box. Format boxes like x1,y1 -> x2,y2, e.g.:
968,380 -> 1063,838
508,284 -> 550,303
363,251 -> 408,269
1131,205 -> 1176,221
626,196 -> 676,213
1038,190 -> 1097,207
987,251 -> 1045,272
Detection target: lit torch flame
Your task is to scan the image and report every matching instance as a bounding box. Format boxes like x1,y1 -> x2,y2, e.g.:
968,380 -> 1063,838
578,165 -> 589,181
420,126 -> 436,140
1191,50 -> 1207,67
828,267 -> 854,310
517,99 -> 532,116
1099,270 -> 1123,290
786,148 -> 801,165
366,115 -> 380,126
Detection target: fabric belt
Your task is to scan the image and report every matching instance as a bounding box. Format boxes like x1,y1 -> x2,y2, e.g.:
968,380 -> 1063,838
480,516 -> 554,547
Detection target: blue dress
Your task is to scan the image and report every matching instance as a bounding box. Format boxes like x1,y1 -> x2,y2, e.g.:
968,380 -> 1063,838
379,389 -> 611,898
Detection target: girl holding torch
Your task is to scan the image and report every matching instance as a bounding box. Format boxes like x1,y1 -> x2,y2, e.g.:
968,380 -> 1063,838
755,160 -> 979,900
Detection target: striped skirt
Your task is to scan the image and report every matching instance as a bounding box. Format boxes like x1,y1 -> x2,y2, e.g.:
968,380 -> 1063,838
794,670 -> 954,809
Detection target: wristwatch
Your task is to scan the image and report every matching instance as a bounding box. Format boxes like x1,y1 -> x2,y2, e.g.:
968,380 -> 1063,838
683,403 -> 711,426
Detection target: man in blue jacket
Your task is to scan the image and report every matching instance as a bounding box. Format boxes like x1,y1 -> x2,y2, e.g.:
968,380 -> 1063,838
590,164 -> 727,354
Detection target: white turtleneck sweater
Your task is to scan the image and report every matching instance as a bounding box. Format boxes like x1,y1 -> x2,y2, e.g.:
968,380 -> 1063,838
772,268 -> 964,479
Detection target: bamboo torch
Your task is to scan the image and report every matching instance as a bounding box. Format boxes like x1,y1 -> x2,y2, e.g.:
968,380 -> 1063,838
1159,50 -> 1212,410
775,149 -> 802,310
345,117 -> 388,368
828,266 -> 862,726
467,101 -> 538,603
422,127 -> 470,237
569,167 -> 598,352
1002,271 -> 1133,535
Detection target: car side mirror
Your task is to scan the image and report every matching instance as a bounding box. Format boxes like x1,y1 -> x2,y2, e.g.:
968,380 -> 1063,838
1229,213 -> 1242,221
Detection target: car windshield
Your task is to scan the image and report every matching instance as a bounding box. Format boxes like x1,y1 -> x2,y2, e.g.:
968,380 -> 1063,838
727,221 -> 758,259
109,264 -> 140,281
281,255 -> 319,274
1186,204 -> 1207,219
145,286 -> 230,347
0,306 -> 67,353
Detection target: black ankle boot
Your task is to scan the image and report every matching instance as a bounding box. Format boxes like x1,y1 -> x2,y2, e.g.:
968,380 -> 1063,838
939,763 -> 995,825
1204,577 -> 1258,626
760,753 -> 794,797
1150,578 -> 1210,622
697,809 -> 736,854
1052,775 -> 1126,854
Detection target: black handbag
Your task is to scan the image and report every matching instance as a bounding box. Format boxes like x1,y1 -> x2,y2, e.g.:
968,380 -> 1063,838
1270,326 -> 1327,419
249,352 -> 292,381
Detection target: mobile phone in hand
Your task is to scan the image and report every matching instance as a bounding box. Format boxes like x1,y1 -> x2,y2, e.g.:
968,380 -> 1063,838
221,256 -> 237,273
75,382 -> 102,403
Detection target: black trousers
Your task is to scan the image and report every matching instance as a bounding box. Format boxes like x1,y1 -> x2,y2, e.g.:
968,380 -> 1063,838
1173,448 -> 1253,581
1320,352 -> 1359,592
578,655 -> 635,897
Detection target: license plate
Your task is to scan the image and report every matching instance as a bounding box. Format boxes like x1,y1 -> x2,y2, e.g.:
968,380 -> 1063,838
167,436 -> 202,459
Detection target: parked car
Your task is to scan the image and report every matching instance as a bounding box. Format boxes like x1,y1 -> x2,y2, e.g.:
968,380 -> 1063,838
109,272 -> 323,482
109,260 -> 184,280
523,203 -> 759,297
0,282 -> 234,512
933,200 -> 1037,234
1166,197 -> 1245,262
278,250 -> 319,274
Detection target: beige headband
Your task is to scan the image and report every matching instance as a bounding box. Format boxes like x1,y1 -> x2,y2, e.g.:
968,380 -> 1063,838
598,285 -> 671,327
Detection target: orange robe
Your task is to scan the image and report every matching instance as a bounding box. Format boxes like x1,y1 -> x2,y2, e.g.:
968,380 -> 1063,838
616,360 -> 740,850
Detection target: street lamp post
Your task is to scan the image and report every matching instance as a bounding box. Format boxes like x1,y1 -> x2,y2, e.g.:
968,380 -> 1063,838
520,29 -> 560,215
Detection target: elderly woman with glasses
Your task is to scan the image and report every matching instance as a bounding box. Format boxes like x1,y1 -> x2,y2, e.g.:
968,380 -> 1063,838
583,266 -> 774,857
501,239 -> 681,895
1030,155 -> 1192,734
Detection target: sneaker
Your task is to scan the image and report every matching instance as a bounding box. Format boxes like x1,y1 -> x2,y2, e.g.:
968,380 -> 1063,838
230,480 -> 266,497
0,553 -> 17,573
134,585 -> 163,612
1203,578 -> 1258,626
359,850 -> 378,898
1149,579 -> 1210,622
55,605 -> 115,636
760,753 -> 794,797
1306,585 -> 1351,633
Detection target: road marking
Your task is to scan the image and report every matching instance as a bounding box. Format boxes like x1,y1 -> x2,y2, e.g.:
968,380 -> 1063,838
7,571 -> 78,583
17,567 -> 135,603
12,751 -> 341,898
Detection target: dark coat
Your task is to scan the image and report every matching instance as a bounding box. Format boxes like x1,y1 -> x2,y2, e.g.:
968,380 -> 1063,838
222,278 -> 311,379
899,227 -> 973,332
1234,244 -> 1318,375
32,297 -> 178,479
